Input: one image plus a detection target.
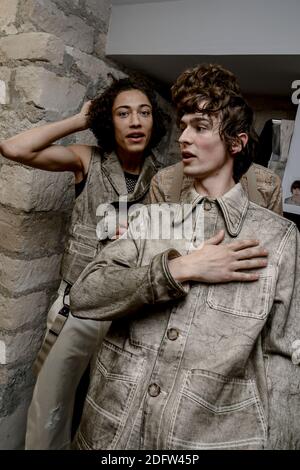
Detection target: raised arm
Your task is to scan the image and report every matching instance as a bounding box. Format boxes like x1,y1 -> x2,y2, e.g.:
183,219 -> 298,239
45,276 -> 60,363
0,101 -> 92,181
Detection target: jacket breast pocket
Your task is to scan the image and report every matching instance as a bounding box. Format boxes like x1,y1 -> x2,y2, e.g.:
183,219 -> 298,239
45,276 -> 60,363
68,223 -> 100,260
68,240 -> 97,258
207,269 -> 274,320
75,341 -> 144,450
168,369 -> 266,450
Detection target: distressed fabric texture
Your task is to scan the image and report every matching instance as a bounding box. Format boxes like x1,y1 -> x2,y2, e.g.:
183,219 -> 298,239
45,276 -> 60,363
26,149 -> 161,450
149,162 -> 283,215
70,183 -> 300,450
61,147 -> 161,285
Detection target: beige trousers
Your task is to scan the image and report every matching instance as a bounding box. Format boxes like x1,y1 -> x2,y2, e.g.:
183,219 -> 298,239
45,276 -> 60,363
25,281 -> 111,450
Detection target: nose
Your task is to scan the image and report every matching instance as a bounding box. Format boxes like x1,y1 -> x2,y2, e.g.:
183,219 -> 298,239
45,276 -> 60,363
129,111 -> 141,127
178,126 -> 193,145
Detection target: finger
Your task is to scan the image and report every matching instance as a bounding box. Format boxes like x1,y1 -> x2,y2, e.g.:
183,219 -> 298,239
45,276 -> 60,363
203,229 -> 225,246
235,247 -> 268,260
228,239 -> 260,251
230,271 -> 260,282
232,258 -> 268,270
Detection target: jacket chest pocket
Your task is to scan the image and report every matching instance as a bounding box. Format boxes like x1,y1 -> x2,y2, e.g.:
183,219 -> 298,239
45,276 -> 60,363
68,223 -> 99,256
207,269 -> 275,320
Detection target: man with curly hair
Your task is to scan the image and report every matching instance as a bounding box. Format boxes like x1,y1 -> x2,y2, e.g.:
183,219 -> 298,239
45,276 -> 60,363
69,64 -> 300,450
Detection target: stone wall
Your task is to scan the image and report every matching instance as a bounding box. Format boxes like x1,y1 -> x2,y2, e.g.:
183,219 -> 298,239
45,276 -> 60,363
0,0 -> 175,449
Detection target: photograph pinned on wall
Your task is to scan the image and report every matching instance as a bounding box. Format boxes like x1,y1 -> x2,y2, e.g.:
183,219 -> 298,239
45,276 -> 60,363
282,105 -> 300,215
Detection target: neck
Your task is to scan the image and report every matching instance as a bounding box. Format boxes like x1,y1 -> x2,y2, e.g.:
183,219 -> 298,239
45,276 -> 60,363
194,171 -> 236,198
116,148 -> 145,175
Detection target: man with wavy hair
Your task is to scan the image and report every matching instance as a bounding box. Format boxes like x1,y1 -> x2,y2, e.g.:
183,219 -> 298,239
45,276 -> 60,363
70,64 -> 300,450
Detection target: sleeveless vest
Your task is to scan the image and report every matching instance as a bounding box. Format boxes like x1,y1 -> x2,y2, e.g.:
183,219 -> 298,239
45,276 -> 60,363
60,146 -> 160,284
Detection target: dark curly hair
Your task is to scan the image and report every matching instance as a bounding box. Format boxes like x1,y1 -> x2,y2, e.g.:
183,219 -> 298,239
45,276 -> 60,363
88,76 -> 167,153
291,180 -> 300,192
171,63 -> 258,182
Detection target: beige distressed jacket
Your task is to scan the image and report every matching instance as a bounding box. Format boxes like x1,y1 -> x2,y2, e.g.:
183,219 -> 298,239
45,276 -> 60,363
70,183 -> 300,450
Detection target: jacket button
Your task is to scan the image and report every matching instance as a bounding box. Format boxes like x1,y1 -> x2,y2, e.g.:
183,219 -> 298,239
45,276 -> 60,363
167,328 -> 179,341
148,383 -> 161,397
204,200 -> 212,211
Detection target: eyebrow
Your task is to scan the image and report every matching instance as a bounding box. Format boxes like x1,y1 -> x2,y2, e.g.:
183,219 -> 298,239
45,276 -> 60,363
114,104 -> 152,111
180,116 -> 211,125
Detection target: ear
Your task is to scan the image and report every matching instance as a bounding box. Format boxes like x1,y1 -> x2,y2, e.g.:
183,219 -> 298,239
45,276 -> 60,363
231,133 -> 248,154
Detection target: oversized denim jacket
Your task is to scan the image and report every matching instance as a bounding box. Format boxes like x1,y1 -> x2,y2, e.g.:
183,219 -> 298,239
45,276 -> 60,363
70,183 -> 300,450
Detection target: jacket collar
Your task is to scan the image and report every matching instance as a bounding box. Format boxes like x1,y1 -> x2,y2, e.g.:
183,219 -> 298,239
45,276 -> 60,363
101,151 -> 160,202
178,182 -> 249,237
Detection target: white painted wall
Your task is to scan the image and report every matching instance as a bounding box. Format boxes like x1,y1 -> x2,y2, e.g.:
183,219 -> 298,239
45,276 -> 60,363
108,0 -> 300,55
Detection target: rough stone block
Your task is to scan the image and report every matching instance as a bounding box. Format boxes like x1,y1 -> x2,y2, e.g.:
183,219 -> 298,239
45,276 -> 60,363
0,112 -> 44,142
0,389 -> 32,449
0,165 -> 74,212
0,252 -> 62,294
105,63 -> 127,82
94,32 -> 107,59
20,0 -> 94,53
0,68 -> 11,105
0,165 -> 33,212
0,206 -> 68,256
0,327 -> 45,365
0,366 -> 8,386
0,32 -> 64,65
0,164 -> 74,212
0,0 -> 19,35
0,82 -> 6,105
0,342 -> 5,365
66,45 -> 110,84
0,206 -> 67,257
0,290 -> 52,330
85,0 -> 111,26
85,0 -> 111,25
31,168 -> 74,211
15,66 -> 86,116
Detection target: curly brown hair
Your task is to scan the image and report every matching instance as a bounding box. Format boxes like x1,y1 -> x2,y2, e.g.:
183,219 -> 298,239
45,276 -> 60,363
88,76 -> 167,153
171,63 -> 258,182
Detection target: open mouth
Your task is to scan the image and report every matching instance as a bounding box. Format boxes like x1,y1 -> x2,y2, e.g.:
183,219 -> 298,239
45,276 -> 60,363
126,132 -> 145,143
182,151 -> 196,161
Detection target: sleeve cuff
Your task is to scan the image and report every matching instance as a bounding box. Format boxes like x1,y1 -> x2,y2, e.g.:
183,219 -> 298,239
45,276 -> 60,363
149,249 -> 189,303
